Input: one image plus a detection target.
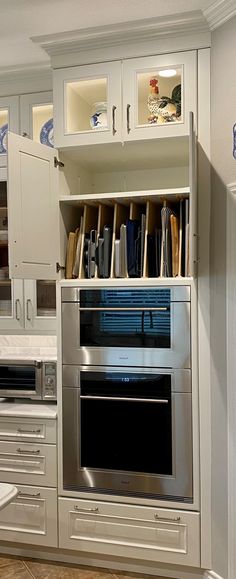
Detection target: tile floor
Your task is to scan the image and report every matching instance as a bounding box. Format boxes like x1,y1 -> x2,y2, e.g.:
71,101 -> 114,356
0,556 -> 171,579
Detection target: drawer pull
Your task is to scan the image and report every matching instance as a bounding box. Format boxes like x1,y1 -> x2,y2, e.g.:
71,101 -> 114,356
18,491 -> 41,498
17,428 -> 41,434
154,514 -> 181,522
74,506 -> 99,514
16,448 -> 40,455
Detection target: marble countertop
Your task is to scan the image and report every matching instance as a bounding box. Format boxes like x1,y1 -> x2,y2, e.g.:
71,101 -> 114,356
0,399 -> 57,419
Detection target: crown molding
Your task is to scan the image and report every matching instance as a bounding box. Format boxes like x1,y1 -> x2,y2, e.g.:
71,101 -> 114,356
203,0 -> 236,30
32,11 -> 209,58
0,62 -> 51,81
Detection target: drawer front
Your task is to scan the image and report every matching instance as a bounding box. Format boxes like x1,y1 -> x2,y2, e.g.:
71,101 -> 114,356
0,441 -> 57,487
0,417 -> 56,444
0,484 -> 57,547
59,498 -> 200,567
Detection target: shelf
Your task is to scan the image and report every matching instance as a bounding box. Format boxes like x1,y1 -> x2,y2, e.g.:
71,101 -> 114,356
60,187 -> 190,206
60,277 -> 193,287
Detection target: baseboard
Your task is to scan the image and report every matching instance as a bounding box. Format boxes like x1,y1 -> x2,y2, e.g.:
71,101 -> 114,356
204,571 -> 224,579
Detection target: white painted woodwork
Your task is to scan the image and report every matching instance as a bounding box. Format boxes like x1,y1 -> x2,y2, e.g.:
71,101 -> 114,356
123,51 -> 197,142
0,96 -> 19,168
59,497 -> 200,567
53,61 -> 122,147
19,91 -> 53,140
0,440 -> 57,487
23,279 -> 57,332
0,484 -> 57,547
8,132 -> 60,280
0,417 -> 56,444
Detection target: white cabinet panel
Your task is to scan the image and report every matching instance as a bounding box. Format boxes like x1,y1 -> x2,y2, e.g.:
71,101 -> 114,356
53,61 -> 122,147
0,417 -> 56,444
20,91 -> 53,144
0,441 -> 57,487
0,484 -> 57,547
123,51 -> 197,141
8,132 -> 60,280
59,498 -> 200,567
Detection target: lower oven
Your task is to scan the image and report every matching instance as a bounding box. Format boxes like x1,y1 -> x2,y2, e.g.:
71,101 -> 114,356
62,365 -> 193,503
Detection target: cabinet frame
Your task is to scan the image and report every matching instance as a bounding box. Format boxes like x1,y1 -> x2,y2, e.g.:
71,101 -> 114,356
0,96 -> 19,168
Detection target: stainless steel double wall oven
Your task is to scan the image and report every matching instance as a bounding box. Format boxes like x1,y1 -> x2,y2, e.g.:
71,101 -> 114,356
62,285 -> 192,503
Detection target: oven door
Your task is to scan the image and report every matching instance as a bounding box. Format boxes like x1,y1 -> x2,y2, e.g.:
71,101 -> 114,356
62,365 -> 193,502
62,286 -> 191,369
0,361 -> 42,399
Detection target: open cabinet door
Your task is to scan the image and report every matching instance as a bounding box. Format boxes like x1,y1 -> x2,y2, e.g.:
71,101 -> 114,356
8,132 -> 61,280
189,112 -> 197,276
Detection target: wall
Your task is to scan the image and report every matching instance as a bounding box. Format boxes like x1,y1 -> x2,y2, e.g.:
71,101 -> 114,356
210,15 -> 236,579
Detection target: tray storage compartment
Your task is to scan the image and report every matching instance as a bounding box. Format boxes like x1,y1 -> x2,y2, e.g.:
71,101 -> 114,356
59,498 -> 200,567
0,417 -> 56,444
0,484 -> 57,547
0,441 -> 57,486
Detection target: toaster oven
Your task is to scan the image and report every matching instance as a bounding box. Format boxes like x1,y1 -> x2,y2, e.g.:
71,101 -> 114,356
0,360 -> 57,400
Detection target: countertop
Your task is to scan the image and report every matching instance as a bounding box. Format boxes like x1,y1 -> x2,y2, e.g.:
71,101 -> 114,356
0,399 -> 57,419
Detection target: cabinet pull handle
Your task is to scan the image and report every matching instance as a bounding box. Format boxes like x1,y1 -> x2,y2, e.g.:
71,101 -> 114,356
26,298 -> 32,321
16,448 -> 40,455
17,428 -> 41,434
74,506 -> 99,514
15,299 -> 21,321
112,105 -> 117,135
18,491 -> 41,498
154,514 -> 181,522
127,104 -> 131,133
22,132 -> 29,138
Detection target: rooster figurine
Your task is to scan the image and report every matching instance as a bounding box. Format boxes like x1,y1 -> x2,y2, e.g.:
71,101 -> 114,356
147,78 -> 160,123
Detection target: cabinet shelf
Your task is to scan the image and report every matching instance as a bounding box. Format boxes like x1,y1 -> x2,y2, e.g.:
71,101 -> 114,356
60,187 -> 190,206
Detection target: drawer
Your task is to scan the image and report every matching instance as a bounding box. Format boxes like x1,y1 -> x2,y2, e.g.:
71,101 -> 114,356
0,484 -> 57,547
0,417 -> 56,444
59,498 -> 200,567
0,441 -> 57,487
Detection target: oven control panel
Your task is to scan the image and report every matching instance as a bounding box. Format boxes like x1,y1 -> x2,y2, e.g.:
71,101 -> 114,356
43,362 -> 57,400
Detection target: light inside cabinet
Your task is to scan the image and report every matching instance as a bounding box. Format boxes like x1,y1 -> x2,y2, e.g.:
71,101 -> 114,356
65,78 -> 108,134
137,67 -> 182,126
32,104 -> 53,146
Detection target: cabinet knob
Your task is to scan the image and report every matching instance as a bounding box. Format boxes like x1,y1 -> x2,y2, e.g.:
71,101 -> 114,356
22,132 -> 29,138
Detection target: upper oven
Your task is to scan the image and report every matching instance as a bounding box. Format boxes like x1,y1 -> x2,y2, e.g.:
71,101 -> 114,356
61,286 -> 190,368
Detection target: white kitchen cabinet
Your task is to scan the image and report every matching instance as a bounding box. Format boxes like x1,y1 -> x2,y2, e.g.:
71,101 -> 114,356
0,440 -> 57,487
54,61 -> 122,147
0,484 -> 57,548
0,96 -> 19,167
0,164 -> 56,331
59,497 -> 200,567
20,91 -> 53,146
7,112 -> 196,282
0,416 -> 57,444
53,51 -> 196,148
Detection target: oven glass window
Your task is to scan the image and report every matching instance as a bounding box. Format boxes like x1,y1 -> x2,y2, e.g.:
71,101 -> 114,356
80,289 -> 171,348
0,365 -> 36,392
80,372 -> 172,475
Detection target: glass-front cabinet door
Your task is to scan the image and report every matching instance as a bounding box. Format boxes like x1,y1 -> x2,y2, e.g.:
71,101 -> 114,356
53,61 -> 122,147
123,51 -> 197,141
24,280 -> 56,331
20,92 -> 53,147
0,96 -> 19,167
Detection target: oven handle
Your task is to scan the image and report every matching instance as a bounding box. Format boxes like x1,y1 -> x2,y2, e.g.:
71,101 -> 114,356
79,307 -> 168,311
80,395 -> 169,404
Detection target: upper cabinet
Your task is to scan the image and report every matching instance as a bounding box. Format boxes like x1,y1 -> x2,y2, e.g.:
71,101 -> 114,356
19,91 -> 53,146
54,62 -> 122,147
53,51 -> 197,148
0,96 -> 19,167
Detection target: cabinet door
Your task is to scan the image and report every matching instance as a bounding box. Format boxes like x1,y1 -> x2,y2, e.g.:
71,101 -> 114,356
53,61 -> 122,147
123,51 -> 197,141
24,279 -> 56,331
20,91 -> 53,146
0,96 -> 19,167
8,132 -> 60,280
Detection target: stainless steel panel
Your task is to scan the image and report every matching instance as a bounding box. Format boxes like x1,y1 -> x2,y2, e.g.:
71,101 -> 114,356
62,301 -> 190,369
61,287 -> 80,302
62,376 -> 193,501
62,365 -> 191,393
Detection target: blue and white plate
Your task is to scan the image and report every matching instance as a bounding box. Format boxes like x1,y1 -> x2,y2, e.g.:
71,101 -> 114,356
0,124 -> 8,154
40,118 -> 54,148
